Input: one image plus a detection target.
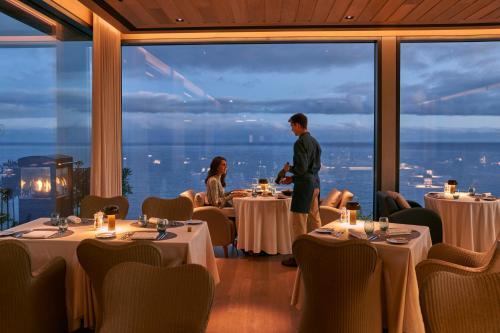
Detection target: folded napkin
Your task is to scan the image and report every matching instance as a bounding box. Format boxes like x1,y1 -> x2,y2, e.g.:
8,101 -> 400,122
148,217 -> 160,224
131,232 -> 158,240
0,230 -> 16,237
387,228 -> 412,236
67,215 -> 82,224
349,230 -> 367,240
22,230 -> 58,239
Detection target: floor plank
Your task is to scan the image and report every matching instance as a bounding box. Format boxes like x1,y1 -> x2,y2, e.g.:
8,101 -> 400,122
207,251 -> 300,333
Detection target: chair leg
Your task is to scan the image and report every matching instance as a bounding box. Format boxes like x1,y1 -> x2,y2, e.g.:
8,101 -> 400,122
223,245 -> 229,258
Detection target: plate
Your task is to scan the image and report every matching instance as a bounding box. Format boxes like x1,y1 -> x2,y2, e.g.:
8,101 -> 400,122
96,232 -> 116,239
386,237 -> 409,244
314,228 -> 333,234
187,220 -> 203,225
483,197 -> 497,201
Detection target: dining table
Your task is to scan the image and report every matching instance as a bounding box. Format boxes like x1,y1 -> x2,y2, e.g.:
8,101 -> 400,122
290,220 -> 432,333
0,218 -> 219,330
424,192 -> 500,251
233,194 -> 293,254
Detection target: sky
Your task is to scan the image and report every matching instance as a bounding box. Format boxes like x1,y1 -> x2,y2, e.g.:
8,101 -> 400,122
0,10 -> 499,145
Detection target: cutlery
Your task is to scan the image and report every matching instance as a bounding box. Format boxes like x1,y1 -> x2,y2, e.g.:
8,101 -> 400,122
157,232 -> 166,240
368,235 -> 378,241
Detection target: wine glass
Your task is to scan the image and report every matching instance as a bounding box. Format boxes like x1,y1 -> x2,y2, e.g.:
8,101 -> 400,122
157,219 -> 167,232
379,217 -> 389,234
58,218 -> 68,233
364,219 -> 374,236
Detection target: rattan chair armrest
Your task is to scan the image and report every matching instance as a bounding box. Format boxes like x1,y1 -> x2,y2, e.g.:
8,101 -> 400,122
416,258 -> 487,287
319,206 -> 341,226
428,243 -> 493,268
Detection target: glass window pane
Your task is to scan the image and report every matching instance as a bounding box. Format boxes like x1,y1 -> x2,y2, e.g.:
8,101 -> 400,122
400,42 -> 500,204
123,43 -> 375,217
0,7 -> 91,225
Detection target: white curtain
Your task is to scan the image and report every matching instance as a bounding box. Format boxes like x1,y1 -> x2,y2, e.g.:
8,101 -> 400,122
91,14 -> 122,196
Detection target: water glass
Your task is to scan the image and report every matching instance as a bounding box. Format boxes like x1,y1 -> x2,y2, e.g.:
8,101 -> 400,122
251,184 -> 259,197
379,217 -> 389,233
157,219 -> 167,232
50,212 -> 60,226
58,218 -> 68,233
138,214 -> 148,227
364,219 -> 374,236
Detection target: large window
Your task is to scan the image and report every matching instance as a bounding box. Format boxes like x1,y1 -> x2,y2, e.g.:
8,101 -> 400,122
400,41 -> 500,204
0,4 -> 91,225
122,43 -> 375,217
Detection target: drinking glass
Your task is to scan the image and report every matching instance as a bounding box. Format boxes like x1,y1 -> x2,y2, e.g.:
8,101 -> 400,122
50,212 -> 60,226
364,219 -> 374,236
58,218 -> 68,233
138,214 -> 148,227
379,217 -> 389,233
157,219 -> 167,232
251,184 -> 259,197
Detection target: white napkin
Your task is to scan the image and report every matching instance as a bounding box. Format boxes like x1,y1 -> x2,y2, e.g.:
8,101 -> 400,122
22,230 -> 58,239
0,230 -> 16,236
148,217 -> 160,224
186,220 -> 204,225
349,230 -> 367,239
131,232 -> 158,240
67,215 -> 82,224
387,228 -> 412,236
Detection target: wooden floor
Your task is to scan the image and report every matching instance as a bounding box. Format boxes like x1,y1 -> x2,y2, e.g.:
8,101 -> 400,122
207,248 -> 301,333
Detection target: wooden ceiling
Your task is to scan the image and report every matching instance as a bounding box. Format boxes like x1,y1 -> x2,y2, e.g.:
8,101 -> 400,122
82,0 -> 500,32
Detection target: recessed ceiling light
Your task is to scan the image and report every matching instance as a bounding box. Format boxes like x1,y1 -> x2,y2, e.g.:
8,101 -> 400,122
176,18 -> 184,22
345,15 -> 354,20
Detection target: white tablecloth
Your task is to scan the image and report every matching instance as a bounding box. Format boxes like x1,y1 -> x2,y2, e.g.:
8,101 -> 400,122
425,193 -> 500,251
291,221 -> 432,333
1,218 -> 219,330
233,196 -> 293,254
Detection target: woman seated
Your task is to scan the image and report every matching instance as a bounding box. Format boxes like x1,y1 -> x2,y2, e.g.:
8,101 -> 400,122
206,156 -> 244,208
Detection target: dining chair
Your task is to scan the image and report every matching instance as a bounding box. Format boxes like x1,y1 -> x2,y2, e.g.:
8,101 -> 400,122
319,188 -> 354,225
377,191 -> 443,244
293,235 -> 382,333
142,196 -> 194,220
192,206 -> 235,258
427,240 -> 499,269
77,239 -> 178,330
0,240 -> 67,333
416,241 -> 500,286
100,263 -> 215,333
419,270 -> 500,333
80,195 -> 130,219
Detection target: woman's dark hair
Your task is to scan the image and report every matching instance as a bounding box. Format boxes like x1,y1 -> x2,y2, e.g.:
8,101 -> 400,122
205,156 -> 227,187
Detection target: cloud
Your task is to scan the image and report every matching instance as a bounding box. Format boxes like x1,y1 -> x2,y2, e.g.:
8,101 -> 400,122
126,43 -> 375,73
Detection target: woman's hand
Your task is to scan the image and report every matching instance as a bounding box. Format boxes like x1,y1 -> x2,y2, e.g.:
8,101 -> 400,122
280,176 -> 293,185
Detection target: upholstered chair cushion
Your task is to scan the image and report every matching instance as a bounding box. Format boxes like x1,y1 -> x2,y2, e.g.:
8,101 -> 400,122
322,188 -> 342,208
338,190 -> 354,209
386,191 -> 411,209
194,192 -> 207,208
180,189 -> 195,204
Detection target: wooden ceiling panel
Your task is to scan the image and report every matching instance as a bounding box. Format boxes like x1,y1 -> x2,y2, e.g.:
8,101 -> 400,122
341,0 -> 370,23
281,0 -> 300,23
325,0 -> 353,23
85,0 -> 500,32
296,0 -> 317,22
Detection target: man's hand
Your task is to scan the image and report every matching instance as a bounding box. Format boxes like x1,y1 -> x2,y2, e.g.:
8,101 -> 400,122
280,176 -> 293,185
283,162 -> 290,172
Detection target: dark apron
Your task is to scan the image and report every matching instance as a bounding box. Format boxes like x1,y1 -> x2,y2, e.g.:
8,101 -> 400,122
291,175 -> 316,214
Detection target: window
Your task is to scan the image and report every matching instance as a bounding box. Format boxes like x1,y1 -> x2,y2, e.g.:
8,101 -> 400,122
0,4 -> 91,224
400,41 -> 500,204
122,43 -> 375,217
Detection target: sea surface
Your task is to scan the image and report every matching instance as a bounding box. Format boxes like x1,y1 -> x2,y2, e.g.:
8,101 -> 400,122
1,142 -> 498,220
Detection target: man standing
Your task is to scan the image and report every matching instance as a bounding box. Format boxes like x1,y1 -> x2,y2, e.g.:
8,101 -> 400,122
281,113 -> 321,267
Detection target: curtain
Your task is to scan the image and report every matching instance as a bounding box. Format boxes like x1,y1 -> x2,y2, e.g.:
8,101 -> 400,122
90,14 -> 122,196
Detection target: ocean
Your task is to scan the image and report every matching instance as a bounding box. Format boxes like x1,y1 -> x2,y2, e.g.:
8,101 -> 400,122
1,142 -> 498,220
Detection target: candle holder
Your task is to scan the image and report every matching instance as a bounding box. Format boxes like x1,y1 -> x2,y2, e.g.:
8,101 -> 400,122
345,201 -> 360,225
447,180 -> 457,194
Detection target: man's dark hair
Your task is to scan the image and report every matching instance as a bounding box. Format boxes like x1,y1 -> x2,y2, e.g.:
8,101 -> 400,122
288,113 -> 308,129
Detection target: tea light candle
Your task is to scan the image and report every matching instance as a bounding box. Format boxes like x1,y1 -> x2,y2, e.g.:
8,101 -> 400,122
107,215 -> 116,231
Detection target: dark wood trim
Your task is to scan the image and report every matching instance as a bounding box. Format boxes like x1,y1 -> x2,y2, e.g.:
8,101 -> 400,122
90,0 -> 134,31
395,37 -> 401,193
374,39 -> 382,218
